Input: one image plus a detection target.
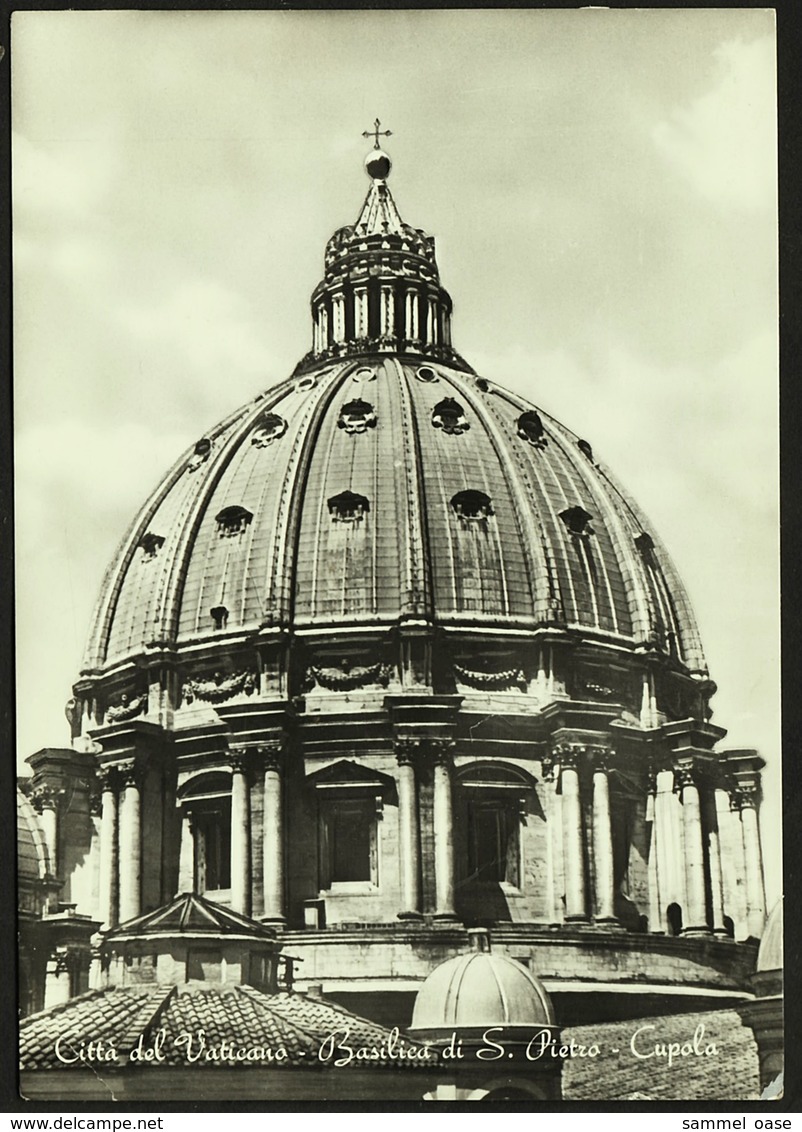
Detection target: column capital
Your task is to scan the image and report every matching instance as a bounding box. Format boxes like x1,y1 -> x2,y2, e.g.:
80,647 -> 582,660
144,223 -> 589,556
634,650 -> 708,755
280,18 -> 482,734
673,758 -> 699,792
730,782 -> 761,810
540,754 -> 556,782
588,745 -> 614,772
117,759 -> 145,790
553,741 -> 584,770
394,737 -> 422,767
259,742 -> 285,774
429,738 -> 455,767
96,765 -> 119,792
31,783 -> 65,814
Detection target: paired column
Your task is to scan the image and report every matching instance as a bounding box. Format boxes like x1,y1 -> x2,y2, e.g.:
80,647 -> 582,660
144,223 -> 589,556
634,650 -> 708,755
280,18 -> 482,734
674,761 -> 710,934
431,740 -> 456,919
591,748 -> 617,925
97,768 -> 119,931
558,746 -> 588,922
229,753 -> 251,916
261,743 -> 286,924
380,285 -> 395,338
395,740 -> 422,920
117,760 -> 143,924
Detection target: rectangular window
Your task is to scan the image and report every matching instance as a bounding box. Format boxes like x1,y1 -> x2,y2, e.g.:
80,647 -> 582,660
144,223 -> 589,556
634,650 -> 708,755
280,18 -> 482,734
319,796 -> 378,889
193,805 -> 231,893
467,798 -> 520,888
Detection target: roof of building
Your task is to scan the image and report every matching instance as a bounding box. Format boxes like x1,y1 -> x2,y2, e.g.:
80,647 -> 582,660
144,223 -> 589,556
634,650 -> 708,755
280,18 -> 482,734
106,892 -> 278,943
410,936 -> 555,1033
19,985 -> 435,1072
562,1008 -> 762,1101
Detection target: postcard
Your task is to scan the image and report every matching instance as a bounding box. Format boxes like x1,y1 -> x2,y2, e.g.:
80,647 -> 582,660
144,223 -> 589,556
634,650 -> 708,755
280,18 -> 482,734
12,8 -> 781,1108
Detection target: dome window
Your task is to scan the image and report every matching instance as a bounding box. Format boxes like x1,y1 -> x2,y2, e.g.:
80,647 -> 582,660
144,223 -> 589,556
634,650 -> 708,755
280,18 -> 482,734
338,399 -> 377,435
251,412 -> 288,448
187,437 -> 212,473
432,398 -> 470,436
635,532 -> 658,567
415,365 -> 438,383
296,375 -> 317,392
451,490 -> 494,522
139,532 -> 165,560
210,606 -> 228,631
517,411 -> 545,447
475,377 -> 490,392
328,491 -> 370,523
215,506 -> 253,538
578,439 -> 594,461
560,506 -> 594,536
352,366 -> 376,383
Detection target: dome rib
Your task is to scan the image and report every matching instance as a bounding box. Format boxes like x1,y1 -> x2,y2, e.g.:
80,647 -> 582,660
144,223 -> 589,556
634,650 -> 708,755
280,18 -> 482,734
156,387 -> 294,647
440,370 -> 560,624
544,411 -> 657,644
392,359 -> 434,619
280,363 -> 364,627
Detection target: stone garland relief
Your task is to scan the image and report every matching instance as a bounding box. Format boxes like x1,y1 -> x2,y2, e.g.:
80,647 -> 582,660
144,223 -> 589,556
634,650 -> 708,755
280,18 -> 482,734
105,692 -> 147,723
307,657 -> 393,691
182,669 -> 257,704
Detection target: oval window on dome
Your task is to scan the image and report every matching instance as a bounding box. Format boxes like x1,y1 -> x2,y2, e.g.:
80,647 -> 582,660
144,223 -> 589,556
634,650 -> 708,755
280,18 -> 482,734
432,398 -> 470,436
338,399 -> 377,435
451,490 -> 494,522
578,439 -> 594,461
475,377 -> 490,392
351,366 -> 376,383
517,411 -> 546,447
251,412 -> 288,448
296,375 -> 317,392
187,437 -> 212,473
415,366 -> 438,383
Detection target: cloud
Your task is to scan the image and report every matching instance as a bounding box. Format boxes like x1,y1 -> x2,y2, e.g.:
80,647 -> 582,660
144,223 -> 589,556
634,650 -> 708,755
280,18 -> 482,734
652,34 -> 776,211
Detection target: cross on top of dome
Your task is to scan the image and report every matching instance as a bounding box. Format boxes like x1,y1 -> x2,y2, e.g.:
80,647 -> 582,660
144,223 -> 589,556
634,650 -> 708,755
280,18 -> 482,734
362,117 -> 392,150
362,118 -> 393,181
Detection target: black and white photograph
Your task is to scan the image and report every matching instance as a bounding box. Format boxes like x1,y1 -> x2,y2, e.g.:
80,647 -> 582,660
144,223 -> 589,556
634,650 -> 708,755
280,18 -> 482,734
12,8 -> 781,1106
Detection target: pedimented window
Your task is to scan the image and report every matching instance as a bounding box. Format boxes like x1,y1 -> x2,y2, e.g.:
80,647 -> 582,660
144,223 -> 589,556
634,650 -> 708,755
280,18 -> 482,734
560,506 -> 594,536
451,490 -> 493,522
215,506 -> 253,537
327,491 -> 369,522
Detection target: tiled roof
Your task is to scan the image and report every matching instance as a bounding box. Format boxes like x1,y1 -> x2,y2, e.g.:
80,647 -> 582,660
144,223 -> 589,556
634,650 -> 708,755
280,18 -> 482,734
108,893 -> 277,940
20,987 -> 169,1069
562,1008 -> 762,1101
19,986 -> 435,1072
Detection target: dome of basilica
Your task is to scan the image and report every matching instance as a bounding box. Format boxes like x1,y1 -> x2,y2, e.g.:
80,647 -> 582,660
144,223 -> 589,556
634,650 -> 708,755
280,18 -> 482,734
51,136 -> 768,1029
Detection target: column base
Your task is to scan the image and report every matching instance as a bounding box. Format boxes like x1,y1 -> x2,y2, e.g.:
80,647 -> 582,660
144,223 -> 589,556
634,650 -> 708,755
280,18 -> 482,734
260,915 -> 286,929
592,916 -> 620,930
681,925 -> 713,937
397,911 -> 424,922
564,913 -> 590,924
432,911 -> 459,922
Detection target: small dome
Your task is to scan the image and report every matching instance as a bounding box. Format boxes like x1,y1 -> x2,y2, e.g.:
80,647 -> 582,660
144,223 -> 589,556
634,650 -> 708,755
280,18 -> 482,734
410,931 -> 554,1035
757,900 -> 783,973
17,789 -> 49,888
365,148 -> 391,180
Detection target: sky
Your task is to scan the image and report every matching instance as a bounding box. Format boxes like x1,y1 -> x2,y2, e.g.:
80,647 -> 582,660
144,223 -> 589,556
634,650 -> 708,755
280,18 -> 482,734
12,9 -> 779,902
